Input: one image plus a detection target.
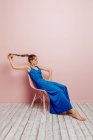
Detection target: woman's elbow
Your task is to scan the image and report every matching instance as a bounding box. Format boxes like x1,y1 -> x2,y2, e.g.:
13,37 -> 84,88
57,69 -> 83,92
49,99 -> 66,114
12,66 -> 16,69
11,65 -> 18,70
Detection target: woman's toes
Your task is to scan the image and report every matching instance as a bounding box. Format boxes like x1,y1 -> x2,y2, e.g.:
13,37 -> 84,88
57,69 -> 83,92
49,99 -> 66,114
80,116 -> 86,121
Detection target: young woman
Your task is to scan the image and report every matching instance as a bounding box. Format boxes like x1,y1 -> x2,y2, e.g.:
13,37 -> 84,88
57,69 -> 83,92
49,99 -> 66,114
7,53 -> 86,121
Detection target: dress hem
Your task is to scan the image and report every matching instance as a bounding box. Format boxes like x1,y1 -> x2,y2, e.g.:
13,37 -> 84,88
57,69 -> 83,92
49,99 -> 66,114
49,106 -> 73,115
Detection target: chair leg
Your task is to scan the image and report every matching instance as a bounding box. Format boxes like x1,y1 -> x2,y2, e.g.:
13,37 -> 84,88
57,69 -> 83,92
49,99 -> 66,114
43,94 -> 46,116
31,93 -> 37,109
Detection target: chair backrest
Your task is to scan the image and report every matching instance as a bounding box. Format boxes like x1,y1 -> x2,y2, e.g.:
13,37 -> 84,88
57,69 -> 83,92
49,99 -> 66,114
28,74 -> 49,99
28,74 -> 37,90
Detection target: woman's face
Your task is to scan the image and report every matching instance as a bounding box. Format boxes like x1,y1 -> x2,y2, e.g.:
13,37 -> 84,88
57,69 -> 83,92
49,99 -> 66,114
31,57 -> 38,66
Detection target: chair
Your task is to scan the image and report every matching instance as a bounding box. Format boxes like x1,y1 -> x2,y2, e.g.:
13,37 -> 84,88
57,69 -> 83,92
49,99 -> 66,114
28,74 -> 49,119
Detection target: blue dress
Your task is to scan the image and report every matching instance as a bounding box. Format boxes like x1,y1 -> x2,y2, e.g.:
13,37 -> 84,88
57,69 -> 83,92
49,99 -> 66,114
28,65 -> 73,114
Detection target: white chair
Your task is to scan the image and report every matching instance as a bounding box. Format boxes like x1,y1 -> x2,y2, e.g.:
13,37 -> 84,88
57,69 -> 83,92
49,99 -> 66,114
28,74 -> 49,119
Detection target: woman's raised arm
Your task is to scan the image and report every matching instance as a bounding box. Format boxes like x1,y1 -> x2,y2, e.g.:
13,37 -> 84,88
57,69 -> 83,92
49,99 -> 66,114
38,65 -> 52,80
7,53 -> 29,72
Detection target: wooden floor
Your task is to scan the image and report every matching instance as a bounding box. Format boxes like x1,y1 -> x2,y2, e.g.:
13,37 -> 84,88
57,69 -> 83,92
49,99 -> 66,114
0,102 -> 93,140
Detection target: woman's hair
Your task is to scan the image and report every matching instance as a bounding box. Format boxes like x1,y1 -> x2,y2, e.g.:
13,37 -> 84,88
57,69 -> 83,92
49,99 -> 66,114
12,53 -> 37,63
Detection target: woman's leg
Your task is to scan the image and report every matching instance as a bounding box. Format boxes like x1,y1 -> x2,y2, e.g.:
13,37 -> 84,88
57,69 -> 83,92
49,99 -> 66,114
52,81 -> 71,102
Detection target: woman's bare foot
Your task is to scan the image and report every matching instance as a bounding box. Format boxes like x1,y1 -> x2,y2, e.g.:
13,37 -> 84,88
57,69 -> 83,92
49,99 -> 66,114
67,109 -> 86,121
69,113 -> 86,121
60,109 -> 86,121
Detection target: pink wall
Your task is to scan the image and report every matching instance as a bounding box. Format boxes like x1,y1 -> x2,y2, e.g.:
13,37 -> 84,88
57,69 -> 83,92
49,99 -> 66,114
0,0 -> 93,102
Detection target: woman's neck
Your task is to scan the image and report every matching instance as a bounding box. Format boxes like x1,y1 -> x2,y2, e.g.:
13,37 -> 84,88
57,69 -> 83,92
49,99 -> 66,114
30,64 -> 36,67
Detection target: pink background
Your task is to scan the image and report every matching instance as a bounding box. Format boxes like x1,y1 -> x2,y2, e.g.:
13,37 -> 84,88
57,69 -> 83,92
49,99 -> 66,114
0,0 -> 93,103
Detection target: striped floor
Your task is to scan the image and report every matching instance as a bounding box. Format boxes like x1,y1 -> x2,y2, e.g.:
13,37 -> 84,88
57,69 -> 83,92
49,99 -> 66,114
0,102 -> 93,140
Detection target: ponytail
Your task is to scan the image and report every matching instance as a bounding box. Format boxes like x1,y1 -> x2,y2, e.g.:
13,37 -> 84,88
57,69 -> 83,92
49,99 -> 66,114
11,53 -> 37,63
12,53 -> 29,57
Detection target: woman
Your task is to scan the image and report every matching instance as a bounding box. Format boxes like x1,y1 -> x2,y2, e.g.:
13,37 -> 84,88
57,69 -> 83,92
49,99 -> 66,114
7,53 -> 86,121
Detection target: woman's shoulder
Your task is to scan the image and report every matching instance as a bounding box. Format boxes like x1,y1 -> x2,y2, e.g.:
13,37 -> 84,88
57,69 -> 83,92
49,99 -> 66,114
26,65 -> 31,72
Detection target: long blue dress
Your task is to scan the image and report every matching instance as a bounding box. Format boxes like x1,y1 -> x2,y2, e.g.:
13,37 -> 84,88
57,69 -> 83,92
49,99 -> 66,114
28,65 -> 73,114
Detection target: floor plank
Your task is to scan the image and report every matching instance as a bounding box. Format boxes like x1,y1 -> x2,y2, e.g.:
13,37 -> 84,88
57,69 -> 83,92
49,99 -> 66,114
0,103 -> 93,140
73,103 -> 93,140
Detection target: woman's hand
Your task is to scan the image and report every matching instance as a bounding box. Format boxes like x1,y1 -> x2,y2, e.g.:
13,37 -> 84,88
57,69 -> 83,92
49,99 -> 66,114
8,53 -> 13,60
